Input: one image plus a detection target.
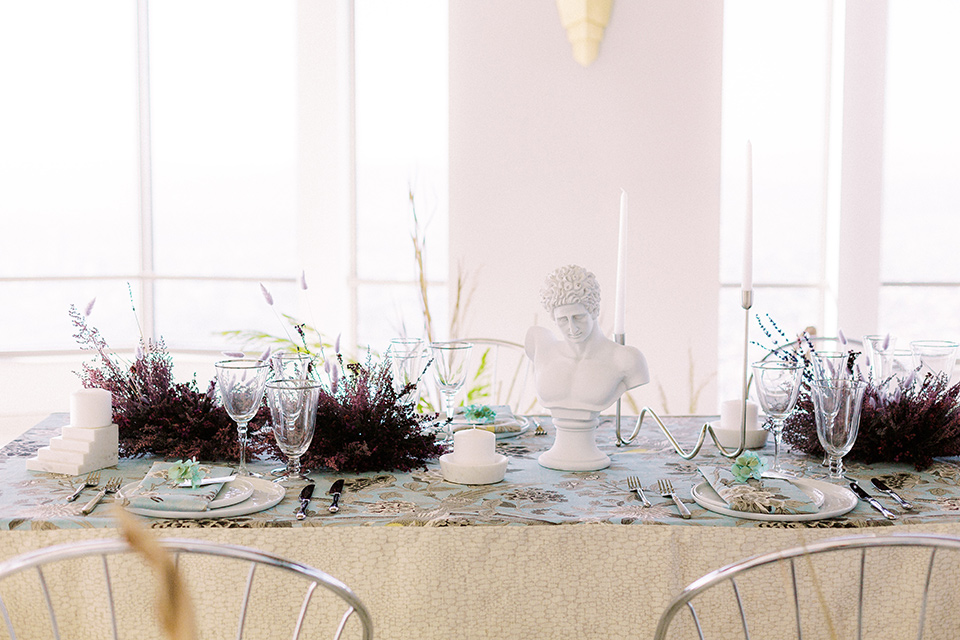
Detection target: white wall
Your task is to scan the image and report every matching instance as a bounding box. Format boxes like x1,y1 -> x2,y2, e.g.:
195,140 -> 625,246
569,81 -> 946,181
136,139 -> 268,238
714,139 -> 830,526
448,2 -> 724,414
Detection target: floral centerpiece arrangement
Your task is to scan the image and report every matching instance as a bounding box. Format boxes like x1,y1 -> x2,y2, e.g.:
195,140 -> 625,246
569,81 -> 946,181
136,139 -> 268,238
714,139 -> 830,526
70,280 -> 444,473
69,302 -> 271,461
756,318 -> 960,470
300,351 -> 444,473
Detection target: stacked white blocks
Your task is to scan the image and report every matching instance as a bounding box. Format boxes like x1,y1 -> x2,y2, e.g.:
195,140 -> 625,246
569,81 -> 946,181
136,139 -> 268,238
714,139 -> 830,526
26,388 -> 119,475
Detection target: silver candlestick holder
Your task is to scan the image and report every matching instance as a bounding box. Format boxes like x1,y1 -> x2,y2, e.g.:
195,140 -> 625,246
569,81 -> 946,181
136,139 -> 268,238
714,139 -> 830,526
614,290 -> 753,460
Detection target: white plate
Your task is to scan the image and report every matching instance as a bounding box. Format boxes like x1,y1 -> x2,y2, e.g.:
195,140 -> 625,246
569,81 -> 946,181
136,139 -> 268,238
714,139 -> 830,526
496,416 -> 530,439
119,477 -> 285,519
209,478 -> 254,509
691,476 -> 858,522
452,416 -> 530,439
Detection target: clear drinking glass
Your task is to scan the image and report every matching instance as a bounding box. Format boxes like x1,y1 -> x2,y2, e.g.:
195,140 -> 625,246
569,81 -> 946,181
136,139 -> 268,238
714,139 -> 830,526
910,340 -> 959,381
388,338 -> 425,406
812,351 -> 851,382
751,360 -> 804,473
215,359 -> 271,477
266,378 -> 321,484
430,341 -> 473,443
271,350 -> 317,381
863,334 -> 896,385
879,348 -> 915,386
811,379 -> 866,479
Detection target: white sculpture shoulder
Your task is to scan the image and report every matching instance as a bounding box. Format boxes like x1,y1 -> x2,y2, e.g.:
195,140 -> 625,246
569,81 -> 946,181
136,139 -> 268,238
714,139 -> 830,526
525,265 -> 649,420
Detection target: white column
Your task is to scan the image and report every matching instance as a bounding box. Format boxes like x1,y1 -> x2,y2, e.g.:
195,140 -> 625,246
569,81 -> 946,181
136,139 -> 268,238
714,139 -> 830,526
297,0 -> 356,352
837,0 -> 887,337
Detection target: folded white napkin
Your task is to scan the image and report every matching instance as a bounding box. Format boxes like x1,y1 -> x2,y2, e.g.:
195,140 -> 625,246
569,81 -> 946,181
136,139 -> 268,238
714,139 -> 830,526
123,461 -> 235,512
451,405 -> 523,434
698,466 -> 819,515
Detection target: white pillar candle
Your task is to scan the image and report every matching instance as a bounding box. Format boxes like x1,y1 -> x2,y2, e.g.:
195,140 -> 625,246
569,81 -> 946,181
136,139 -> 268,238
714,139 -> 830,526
742,141 -> 753,293
70,388 -> 113,429
452,427 -> 498,466
614,188 -> 628,335
720,399 -> 759,432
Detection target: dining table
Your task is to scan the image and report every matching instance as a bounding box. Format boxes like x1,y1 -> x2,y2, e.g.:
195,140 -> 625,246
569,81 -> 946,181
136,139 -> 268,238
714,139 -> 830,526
4,413 -> 960,639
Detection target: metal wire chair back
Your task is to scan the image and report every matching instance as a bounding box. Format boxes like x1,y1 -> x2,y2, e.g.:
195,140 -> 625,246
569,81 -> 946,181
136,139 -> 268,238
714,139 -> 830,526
0,537 -> 373,640
655,533 -> 960,640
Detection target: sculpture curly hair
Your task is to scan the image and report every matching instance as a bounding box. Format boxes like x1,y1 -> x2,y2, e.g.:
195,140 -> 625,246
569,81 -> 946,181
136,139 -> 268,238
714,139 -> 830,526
539,265 -> 601,317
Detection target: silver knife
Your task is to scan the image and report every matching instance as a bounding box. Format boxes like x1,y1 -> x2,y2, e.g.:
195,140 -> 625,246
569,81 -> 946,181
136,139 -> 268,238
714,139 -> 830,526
871,477 -> 913,510
328,479 -> 345,513
295,483 -> 315,520
849,481 -> 898,520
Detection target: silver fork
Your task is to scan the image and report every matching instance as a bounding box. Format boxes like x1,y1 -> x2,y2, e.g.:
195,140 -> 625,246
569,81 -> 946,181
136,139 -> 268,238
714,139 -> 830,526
81,476 -> 122,516
657,479 -> 691,519
626,476 -> 651,507
66,471 -> 100,502
533,418 -> 547,436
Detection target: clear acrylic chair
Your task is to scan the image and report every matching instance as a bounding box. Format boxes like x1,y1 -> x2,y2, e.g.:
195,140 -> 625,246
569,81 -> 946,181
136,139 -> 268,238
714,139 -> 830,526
0,537 -> 373,640
460,338 -> 537,415
655,533 -> 960,640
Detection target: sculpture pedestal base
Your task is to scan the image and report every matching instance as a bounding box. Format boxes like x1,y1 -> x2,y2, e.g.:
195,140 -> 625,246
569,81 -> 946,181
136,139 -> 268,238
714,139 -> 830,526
538,416 -> 610,471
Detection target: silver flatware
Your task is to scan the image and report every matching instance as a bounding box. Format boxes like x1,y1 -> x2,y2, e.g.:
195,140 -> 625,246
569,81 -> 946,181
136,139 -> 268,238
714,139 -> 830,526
533,419 -> 547,436
871,477 -> 913,511
626,476 -> 651,507
328,478 -> 345,513
849,481 -> 898,520
67,471 -> 100,502
295,483 -> 315,520
657,478 -> 691,519
81,476 -> 122,516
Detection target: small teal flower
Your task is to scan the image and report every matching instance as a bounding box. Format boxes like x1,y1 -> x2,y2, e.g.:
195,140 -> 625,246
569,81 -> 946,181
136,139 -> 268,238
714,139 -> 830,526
463,404 -> 496,424
167,458 -> 206,488
731,451 -> 767,483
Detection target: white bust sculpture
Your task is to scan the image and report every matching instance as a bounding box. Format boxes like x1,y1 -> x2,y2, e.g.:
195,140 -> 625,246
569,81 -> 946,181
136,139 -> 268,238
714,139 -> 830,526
525,265 -> 649,470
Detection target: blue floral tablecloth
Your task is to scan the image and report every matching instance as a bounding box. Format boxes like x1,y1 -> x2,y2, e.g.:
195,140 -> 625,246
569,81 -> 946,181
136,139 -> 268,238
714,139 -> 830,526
4,413 -> 960,530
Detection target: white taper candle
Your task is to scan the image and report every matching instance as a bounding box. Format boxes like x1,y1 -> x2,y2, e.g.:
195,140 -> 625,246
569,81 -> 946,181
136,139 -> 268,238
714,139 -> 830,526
743,142 -> 753,293
614,188 -> 628,335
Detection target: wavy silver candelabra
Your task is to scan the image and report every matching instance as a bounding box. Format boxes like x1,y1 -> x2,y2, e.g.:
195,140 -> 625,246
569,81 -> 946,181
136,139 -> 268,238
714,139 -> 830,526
615,290 -> 753,460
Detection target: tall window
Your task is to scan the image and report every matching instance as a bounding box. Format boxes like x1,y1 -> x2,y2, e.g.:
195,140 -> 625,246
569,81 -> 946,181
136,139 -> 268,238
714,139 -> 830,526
719,1 -> 831,398
879,0 -> 960,341
720,0 -> 960,401
0,1 -> 449,357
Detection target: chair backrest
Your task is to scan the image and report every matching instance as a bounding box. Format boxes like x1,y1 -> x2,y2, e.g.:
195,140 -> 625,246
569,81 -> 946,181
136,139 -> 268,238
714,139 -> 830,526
0,537 -> 373,640
459,338 -> 539,415
654,533 -> 960,640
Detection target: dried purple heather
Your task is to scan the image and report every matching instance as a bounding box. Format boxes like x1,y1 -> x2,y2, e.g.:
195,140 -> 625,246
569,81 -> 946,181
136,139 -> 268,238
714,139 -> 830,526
259,283 -> 274,306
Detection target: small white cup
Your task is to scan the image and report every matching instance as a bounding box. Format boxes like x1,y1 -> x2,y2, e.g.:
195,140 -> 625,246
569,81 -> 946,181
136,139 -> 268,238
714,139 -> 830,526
720,399 -> 759,432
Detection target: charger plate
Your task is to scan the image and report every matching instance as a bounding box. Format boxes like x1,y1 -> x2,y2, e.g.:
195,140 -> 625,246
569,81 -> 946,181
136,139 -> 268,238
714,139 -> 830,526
691,476 -> 858,522
118,477 -> 284,519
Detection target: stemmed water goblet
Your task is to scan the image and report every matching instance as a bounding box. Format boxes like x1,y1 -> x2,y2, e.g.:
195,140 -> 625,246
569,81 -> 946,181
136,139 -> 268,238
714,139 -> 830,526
811,379 -> 866,479
430,341 -> 473,443
751,360 -> 804,473
389,338 -> 425,406
266,378 -> 321,484
215,359 -> 271,477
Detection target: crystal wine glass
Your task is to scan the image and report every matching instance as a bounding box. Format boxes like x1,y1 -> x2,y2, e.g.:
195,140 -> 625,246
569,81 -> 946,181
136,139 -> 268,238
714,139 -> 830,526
215,359 -> 271,477
430,341 -> 473,443
266,378 -> 321,484
811,379 -> 866,479
389,338 -> 425,406
751,360 -> 804,473
271,350 -> 317,381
